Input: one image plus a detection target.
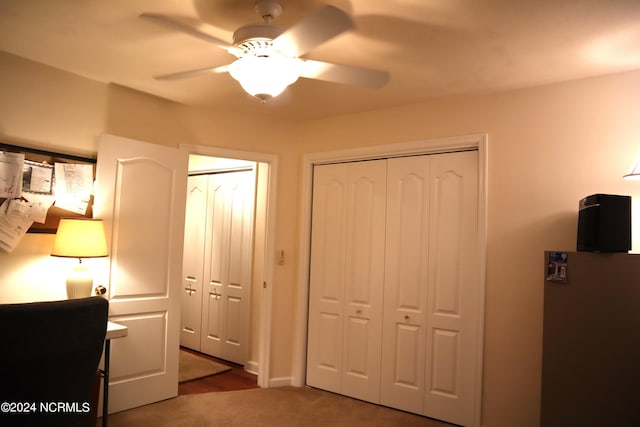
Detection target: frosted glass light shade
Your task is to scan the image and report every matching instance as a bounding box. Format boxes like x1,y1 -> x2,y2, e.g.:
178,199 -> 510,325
228,55 -> 301,101
51,218 -> 108,258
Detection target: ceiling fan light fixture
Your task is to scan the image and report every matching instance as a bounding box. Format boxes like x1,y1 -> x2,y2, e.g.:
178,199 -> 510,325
228,55 -> 301,101
143,4 -> 388,101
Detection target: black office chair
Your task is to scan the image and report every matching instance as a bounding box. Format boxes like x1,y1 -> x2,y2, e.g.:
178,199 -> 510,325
0,297 -> 108,427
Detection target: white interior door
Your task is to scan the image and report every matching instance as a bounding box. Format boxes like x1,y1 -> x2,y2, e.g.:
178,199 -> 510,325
306,160 -> 386,403
380,151 -> 480,427
307,150 -> 480,427
180,175 -> 207,350
423,150 -> 479,427
95,133 -> 187,414
200,170 -> 255,364
381,155 -> 431,414
340,160 -> 386,402
306,162 -> 348,393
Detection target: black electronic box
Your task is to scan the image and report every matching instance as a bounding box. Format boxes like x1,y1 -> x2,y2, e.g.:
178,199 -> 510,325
577,193 -> 631,252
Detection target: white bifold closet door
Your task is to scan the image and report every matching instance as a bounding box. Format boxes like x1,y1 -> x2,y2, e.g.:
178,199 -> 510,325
180,170 -> 255,365
307,151 -> 479,427
306,159 -> 387,403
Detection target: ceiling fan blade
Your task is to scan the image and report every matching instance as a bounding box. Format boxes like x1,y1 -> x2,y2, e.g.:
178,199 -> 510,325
140,13 -> 235,51
154,65 -> 230,81
272,5 -> 355,57
299,59 -> 389,88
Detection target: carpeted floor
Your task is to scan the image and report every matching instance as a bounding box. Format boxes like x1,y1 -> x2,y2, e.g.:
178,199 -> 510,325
179,350 -> 231,383
104,386 -> 456,427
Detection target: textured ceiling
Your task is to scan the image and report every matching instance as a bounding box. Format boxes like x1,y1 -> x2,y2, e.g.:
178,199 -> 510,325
1,0 -> 639,121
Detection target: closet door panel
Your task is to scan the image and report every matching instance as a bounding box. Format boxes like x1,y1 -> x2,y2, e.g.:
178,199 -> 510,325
200,175 -> 229,357
341,161 -> 386,403
315,312 -> 342,371
431,329 -> 459,393
224,295 -> 242,348
381,156 -> 430,413
205,176 -> 228,289
180,175 -> 207,350
307,160 -> 386,402
424,150 -> 479,427
306,163 -> 349,392
204,290 -> 222,342
200,171 -> 255,363
221,171 -> 255,363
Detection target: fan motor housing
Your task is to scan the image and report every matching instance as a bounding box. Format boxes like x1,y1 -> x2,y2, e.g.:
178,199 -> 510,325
233,24 -> 284,46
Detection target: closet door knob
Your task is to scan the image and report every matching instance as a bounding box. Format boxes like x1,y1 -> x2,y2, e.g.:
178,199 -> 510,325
356,310 -> 362,317
404,315 -> 410,322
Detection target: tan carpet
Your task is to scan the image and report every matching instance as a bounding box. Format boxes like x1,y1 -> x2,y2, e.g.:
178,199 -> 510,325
179,350 -> 231,383
105,386 -> 456,427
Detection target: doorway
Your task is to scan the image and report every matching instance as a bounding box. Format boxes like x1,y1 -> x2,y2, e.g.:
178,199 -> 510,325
294,134 -> 487,427
95,134 -> 277,413
179,146 -> 278,389
181,156 -> 256,365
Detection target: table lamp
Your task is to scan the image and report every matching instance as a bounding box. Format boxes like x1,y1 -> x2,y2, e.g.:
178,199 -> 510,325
51,218 -> 108,299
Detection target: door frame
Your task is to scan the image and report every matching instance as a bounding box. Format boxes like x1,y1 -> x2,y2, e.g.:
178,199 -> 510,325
293,133 -> 488,426
180,144 -> 278,388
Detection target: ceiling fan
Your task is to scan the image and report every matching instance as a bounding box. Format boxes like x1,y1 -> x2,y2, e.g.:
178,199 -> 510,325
140,1 -> 389,101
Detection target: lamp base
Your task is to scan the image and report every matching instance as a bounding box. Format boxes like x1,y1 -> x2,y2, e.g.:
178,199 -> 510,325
66,264 -> 93,299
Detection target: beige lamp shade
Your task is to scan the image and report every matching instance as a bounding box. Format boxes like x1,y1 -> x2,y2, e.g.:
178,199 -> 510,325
51,218 -> 108,258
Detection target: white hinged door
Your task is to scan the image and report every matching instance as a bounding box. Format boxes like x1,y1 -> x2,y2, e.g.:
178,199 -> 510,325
95,133 -> 187,413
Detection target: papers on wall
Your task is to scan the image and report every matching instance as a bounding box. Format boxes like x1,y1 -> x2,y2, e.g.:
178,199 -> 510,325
7,195 -> 54,224
23,160 -> 54,194
53,163 -> 94,214
0,151 -> 25,198
0,199 -> 33,253
0,147 -> 95,252
0,151 -> 35,252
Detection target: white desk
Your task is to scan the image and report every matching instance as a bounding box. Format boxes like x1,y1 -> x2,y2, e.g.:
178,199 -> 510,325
103,321 -> 128,426
106,321 -> 128,340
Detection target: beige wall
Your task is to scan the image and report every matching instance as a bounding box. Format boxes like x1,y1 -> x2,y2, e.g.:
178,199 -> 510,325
298,70 -> 640,427
2,50 -> 640,426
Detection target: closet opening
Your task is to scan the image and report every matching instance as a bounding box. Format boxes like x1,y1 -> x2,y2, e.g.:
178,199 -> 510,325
296,134 -> 487,427
178,152 -> 273,388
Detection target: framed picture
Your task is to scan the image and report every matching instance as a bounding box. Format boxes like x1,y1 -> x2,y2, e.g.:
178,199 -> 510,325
0,142 -> 96,233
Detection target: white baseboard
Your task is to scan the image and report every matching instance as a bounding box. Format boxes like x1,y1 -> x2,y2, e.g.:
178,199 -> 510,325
268,376 -> 293,388
245,360 -> 292,388
245,360 -> 259,375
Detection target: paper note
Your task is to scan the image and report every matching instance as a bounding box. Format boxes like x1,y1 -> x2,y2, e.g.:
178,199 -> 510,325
0,199 -> 33,253
0,151 -> 25,198
54,163 -> 93,198
54,163 -> 93,214
23,160 -> 54,194
7,194 -> 53,224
